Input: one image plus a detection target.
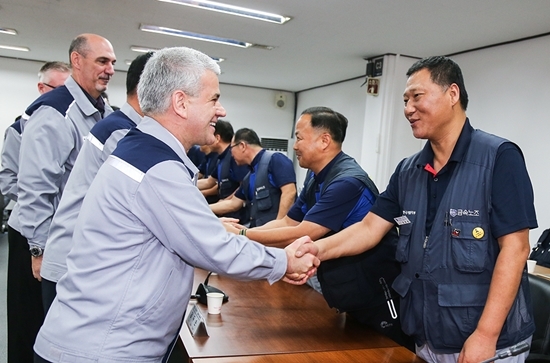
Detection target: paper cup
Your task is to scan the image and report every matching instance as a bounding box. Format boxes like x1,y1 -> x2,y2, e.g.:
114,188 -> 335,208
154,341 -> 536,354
206,292 -> 224,314
527,259 -> 537,273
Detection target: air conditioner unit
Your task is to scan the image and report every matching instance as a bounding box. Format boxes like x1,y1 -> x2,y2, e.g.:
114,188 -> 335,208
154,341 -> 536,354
261,137 -> 294,159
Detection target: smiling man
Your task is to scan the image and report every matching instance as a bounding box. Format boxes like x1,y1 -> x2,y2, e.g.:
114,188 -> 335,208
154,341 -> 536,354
294,56 -> 537,363
33,46 -> 318,363
18,34 -> 116,283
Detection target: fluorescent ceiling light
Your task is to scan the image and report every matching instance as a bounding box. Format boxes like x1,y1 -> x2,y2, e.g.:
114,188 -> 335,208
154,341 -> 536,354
130,45 -> 160,53
0,27 -> 17,35
140,24 -> 252,48
158,0 -> 291,24
0,44 -> 29,52
130,45 -> 225,62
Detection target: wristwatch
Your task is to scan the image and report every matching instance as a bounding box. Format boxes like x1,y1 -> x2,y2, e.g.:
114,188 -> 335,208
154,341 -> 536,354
29,246 -> 43,257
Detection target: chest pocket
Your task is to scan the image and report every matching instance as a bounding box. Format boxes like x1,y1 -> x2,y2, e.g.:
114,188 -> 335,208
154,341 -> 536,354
255,188 -> 272,211
450,221 -> 489,273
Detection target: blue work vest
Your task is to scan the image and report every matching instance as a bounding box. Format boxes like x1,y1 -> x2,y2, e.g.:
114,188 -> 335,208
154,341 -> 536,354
241,151 -> 281,227
305,153 -> 400,312
392,130 -> 534,352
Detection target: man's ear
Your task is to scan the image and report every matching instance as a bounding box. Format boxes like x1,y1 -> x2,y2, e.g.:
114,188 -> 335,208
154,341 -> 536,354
320,132 -> 331,150
448,83 -> 461,108
173,89 -> 188,118
37,83 -> 46,95
70,51 -> 81,71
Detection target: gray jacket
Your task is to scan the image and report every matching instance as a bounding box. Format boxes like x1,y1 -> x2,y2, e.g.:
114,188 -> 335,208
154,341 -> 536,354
17,76 -> 111,249
41,103 -> 141,282
0,119 -> 22,232
34,117 -> 286,362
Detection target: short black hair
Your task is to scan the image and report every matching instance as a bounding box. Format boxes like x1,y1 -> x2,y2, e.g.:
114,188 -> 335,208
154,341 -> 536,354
234,128 -> 261,146
407,56 -> 469,110
126,52 -> 154,95
214,119 -> 234,143
300,106 -> 348,144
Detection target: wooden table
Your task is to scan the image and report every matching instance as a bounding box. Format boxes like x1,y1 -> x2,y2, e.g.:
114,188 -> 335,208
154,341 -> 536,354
532,263 -> 550,279
178,269 -> 423,362
190,346 -> 424,363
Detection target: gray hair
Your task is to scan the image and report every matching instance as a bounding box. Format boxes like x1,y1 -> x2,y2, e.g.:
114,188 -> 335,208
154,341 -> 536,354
138,47 -> 221,115
38,61 -> 71,82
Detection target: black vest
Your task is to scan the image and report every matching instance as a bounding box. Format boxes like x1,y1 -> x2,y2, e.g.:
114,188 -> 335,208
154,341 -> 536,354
305,153 -> 400,312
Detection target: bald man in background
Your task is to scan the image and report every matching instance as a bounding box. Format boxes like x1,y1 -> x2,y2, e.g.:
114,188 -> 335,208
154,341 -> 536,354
10,33 -> 115,363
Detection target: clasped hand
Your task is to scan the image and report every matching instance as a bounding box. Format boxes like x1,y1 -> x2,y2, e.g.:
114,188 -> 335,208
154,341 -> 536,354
283,236 -> 320,284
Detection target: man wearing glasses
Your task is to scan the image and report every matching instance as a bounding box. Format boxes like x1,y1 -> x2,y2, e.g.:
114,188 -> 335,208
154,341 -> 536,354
0,60 -> 70,363
210,127 -> 297,227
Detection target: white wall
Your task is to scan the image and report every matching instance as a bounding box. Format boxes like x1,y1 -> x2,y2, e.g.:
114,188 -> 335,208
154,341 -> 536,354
218,84 -> 295,141
361,55 -> 422,189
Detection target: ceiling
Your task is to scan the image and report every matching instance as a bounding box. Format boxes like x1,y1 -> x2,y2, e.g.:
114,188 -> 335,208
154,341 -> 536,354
1,0 -> 550,92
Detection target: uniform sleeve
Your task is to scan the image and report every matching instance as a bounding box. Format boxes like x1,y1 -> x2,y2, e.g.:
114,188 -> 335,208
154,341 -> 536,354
490,143 -> 537,238
286,188 -> 308,222
370,160 -> 404,224
17,107 -> 75,248
268,153 -> 296,187
134,161 -> 287,284
234,185 -> 245,200
303,177 -> 365,231
0,127 -> 21,201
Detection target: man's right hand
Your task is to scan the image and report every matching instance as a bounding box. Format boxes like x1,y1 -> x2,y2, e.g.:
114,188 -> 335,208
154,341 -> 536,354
282,236 -> 320,284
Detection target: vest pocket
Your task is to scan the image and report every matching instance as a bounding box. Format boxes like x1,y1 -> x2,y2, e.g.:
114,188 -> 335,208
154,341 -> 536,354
450,221 -> 488,273
395,223 -> 412,263
437,283 -> 488,347
255,188 -> 272,211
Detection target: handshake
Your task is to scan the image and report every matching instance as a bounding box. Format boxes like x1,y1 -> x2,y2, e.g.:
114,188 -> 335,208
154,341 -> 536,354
282,236 -> 320,285
220,218 -> 321,285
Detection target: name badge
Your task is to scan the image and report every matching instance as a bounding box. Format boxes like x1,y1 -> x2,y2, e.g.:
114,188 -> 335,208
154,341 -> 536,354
394,216 -> 411,226
186,304 -> 209,337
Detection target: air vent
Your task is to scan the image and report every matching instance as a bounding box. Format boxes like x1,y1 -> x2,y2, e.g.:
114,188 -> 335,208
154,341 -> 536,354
261,137 -> 288,153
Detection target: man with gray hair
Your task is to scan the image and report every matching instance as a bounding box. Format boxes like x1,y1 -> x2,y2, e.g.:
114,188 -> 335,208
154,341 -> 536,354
0,59 -> 71,363
37,61 -> 71,94
34,47 -> 319,363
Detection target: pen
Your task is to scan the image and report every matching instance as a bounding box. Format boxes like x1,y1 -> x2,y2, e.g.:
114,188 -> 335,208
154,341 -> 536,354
379,277 -> 398,319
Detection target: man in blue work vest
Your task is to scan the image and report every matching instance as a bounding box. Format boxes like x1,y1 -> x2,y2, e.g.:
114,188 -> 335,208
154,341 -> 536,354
197,119 -> 249,221
210,128 -> 296,227
224,107 -> 411,349
293,56 -> 536,363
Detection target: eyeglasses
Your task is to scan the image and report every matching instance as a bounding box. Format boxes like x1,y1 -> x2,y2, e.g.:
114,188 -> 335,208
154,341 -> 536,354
230,141 -> 244,148
42,83 -> 58,89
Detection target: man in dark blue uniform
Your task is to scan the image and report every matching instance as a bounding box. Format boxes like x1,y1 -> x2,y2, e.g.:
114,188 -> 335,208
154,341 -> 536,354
210,128 -> 296,227
225,107 -> 410,348
197,120 -> 249,220
294,57 -> 536,363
